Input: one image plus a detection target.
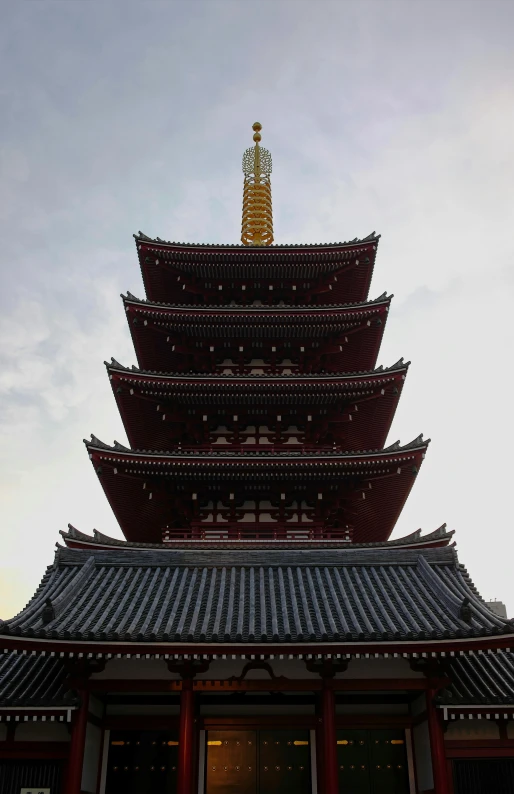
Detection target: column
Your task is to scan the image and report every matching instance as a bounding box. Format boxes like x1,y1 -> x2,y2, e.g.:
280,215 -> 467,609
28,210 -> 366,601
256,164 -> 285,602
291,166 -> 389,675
65,688 -> 89,794
426,687 -> 450,794
177,677 -> 195,794
315,694 -> 325,794
322,679 -> 339,794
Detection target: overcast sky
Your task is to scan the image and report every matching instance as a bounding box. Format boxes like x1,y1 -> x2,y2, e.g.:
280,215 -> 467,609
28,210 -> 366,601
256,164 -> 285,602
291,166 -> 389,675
1,0 -> 513,618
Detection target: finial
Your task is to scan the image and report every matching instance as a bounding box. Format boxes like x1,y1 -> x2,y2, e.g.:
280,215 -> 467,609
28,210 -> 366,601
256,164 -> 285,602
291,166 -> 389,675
241,123 -> 274,246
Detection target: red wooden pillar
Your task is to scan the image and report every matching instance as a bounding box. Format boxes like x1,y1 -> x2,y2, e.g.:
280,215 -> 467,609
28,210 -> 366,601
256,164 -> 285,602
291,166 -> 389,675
427,687 -> 450,794
322,679 -> 338,794
177,677 -> 195,794
65,688 -> 89,794
315,694 -> 325,794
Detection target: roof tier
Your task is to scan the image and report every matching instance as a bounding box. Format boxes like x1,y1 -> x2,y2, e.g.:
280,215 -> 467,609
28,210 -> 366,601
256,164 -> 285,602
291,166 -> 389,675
135,232 -> 379,305
1,544 -> 511,646
0,651 -> 76,709
85,436 -> 428,544
438,650 -> 514,706
123,293 -> 390,374
107,358 -> 408,453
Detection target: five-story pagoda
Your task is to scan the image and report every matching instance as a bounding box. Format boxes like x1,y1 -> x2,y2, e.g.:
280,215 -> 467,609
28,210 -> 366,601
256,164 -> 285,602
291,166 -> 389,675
88,123 -> 426,547
1,125 -> 514,794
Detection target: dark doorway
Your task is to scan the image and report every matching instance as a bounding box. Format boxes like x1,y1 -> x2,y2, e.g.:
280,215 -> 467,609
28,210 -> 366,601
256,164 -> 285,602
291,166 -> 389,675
336,729 -> 410,794
0,760 -> 63,794
105,729 -> 179,794
453,759 -> 514,794
205,729 -> 311,794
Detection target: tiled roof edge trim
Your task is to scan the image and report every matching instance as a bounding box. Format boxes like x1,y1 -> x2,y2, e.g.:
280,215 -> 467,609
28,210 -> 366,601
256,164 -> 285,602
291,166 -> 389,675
104,357 -> 410,380
60,525 -> 453,552
134,231 -> 381,249
121,291 -> 391,311
84,433 -> 429,457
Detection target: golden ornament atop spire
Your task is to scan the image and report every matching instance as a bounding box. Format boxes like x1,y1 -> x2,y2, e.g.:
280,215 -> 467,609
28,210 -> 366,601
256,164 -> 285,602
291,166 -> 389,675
241,122 -> 274,246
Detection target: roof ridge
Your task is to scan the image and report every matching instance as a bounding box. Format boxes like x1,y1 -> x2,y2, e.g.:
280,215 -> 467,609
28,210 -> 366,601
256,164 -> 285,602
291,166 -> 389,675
46,556 -> 96,620
416,554 -> 466,619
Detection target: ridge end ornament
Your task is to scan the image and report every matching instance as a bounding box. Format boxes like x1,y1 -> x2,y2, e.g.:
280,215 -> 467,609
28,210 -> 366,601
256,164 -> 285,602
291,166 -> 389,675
241,122 -> 274,246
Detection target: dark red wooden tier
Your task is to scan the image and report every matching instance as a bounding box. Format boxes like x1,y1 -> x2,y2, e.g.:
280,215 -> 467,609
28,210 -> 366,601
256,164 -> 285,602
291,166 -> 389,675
135,232 -> 380,306
123,293 -> 390,374
85,435 -> 428,544
107,359 -> 408,453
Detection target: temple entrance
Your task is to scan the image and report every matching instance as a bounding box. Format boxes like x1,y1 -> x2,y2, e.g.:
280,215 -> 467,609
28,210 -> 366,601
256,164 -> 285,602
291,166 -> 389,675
205,729 -> 311,794
336,729 -> 410,794
105,730 -> 179,794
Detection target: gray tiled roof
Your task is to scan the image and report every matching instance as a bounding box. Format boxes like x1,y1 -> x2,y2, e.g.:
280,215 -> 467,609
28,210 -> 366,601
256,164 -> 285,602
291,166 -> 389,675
1,546 -> 511,644
0,651 -> 76,707
439,650 -> 514,705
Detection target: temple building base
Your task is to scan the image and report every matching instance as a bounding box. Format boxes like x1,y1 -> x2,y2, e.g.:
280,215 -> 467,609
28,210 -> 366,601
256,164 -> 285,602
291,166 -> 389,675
2,654 -> 514,793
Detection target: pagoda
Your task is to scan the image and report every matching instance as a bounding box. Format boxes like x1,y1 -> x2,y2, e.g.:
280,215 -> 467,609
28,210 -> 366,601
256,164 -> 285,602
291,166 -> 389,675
0,124 -> 514,794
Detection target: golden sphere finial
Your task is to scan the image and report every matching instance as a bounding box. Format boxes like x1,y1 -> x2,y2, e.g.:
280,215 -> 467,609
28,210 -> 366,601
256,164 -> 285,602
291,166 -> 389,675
252,122 -> 262,132
253,132 -> 262,143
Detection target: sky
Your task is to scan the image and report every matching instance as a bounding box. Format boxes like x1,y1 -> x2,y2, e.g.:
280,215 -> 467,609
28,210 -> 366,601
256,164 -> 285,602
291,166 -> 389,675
1,0 -> 513,618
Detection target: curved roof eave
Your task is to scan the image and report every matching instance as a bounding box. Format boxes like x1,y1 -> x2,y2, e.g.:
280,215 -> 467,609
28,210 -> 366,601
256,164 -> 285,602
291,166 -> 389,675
0,635 -> 513,658
105,357 -> 410,383
121,291 -> 392,314
84,434 -> 430,460
134,231 -> 381,251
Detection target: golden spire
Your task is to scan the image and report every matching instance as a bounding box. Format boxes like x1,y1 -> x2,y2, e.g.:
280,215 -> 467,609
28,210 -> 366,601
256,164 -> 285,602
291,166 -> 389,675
241,122 -> 274,246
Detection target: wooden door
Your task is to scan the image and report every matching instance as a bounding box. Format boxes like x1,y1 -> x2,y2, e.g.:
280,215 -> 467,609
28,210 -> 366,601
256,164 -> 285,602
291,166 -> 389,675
336,729 -> 409,794
205,729 -> 311,794
205,730 -> 257,794
259,729 -> 311,794
337,729 -> 371,794
368,729 -> 409,793
105,730 -> 179,794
